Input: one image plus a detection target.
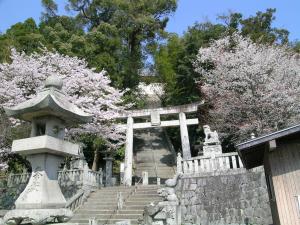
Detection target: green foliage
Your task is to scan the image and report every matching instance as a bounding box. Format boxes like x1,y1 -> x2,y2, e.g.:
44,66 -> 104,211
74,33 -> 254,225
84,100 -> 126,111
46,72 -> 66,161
66,0 -> 177,89
0,18 -> 45,62
155,22 -> 226,106
41,0 -> 58,19
222,8 -> 289,44
113,146 -> 125,174
292,41 -> 300,53
115,146 -> 125,160
155,8 -> 291,109
77,133 -> 107,167
0,109 -> 31,173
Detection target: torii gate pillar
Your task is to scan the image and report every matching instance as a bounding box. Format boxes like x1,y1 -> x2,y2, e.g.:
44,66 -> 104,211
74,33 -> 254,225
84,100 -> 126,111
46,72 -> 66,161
124,116 -> 134,186
179,112 -> 191,159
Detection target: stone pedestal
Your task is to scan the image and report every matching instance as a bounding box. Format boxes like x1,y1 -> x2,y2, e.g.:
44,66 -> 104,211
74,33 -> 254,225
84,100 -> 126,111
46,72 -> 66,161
3,136 -> 79,225
203,145 -> 222,158
104,157 -> 113,187
15,153 -> 67,209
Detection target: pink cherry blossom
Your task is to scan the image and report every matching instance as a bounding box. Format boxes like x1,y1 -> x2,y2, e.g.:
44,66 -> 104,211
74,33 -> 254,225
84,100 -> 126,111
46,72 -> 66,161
0,49 -> 131,169
194,33 -> 300,144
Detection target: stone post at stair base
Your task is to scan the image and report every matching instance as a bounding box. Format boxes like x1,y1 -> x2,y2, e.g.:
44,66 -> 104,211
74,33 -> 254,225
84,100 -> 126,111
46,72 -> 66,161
104,157 -> 113,187
142,171 -> 149,185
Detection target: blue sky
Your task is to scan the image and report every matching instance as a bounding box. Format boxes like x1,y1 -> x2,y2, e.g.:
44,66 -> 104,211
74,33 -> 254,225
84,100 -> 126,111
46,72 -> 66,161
0,0 -> 299,41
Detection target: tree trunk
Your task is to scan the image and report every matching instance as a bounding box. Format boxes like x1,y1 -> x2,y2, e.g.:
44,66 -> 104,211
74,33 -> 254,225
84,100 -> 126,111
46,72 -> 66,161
92,149 -> 100,171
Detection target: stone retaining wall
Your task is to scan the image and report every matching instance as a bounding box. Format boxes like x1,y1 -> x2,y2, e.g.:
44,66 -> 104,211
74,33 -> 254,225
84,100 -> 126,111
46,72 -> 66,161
177,168 -> 273,225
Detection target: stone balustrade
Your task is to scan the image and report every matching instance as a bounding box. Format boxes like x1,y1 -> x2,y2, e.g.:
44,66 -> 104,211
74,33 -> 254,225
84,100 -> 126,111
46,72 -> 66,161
83,169 -> 103,188
7,173 -> 31,187
6,168 -> 103,191
177,152 -> 244,174
65,190 -> 85,211
58,169 -> 84,185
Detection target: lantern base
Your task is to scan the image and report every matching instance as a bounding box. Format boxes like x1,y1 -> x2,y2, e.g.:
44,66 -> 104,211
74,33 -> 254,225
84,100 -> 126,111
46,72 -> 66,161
3,208 -> 73,225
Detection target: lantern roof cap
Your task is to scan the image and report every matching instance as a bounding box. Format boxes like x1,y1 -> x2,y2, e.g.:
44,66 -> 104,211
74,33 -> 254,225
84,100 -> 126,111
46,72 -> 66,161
4,76 -> 92,124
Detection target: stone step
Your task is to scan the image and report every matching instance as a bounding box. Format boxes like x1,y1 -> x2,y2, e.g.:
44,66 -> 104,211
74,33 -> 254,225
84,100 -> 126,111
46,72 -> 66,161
94,188 -> 134,192
84,201 -> 118,206
135,173 -> 174,177
134,190 -> 160,193
73,213 -> 142,220
92,189 -> 134,192
135,171 -> 174,175
80,205 -> 117,210
71,219 -> 139,225
90,193 -> 158,199
76,209 -> 115,214
123,205 -> 149,210
135,185 -> 160,188
135,166 -> 174,170
135,168 -> 175,172
91,192 -> 159,197
135,171 -> 174,176
87,195 -> 161,200
135,173 -> 174,178
125,201 -> 153,206
134,192 -> 158,196
136,166 -> 174,170
137,156 -> 171,160
83,200 -> 153,207
76,209 -> 143,215
86,198 -> 161,204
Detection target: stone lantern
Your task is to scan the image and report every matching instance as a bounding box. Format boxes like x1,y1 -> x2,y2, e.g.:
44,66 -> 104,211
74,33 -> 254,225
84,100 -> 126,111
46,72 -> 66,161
3,76 -> 92,225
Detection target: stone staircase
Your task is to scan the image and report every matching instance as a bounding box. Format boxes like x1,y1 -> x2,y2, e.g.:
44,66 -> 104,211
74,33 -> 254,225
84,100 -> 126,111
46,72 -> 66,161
134,127 -> 176,184
70,185 -> 162,225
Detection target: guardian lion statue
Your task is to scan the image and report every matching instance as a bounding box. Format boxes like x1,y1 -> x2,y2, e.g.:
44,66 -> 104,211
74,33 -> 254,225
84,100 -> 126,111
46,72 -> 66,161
203,125 -> 220,145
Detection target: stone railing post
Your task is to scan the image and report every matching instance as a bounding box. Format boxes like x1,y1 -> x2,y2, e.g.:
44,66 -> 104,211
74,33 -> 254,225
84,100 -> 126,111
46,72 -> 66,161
177,153 -> 183,174
82,164 -> 89,190
117,192 -> 124,210
142,171 -> 148,185
7,173 -> 13,187
98,168 -> 103,187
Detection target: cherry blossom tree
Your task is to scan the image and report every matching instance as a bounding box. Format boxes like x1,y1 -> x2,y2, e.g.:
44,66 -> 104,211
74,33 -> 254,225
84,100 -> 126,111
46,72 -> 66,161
194,33 -> 300,145
0,49 -> 130,169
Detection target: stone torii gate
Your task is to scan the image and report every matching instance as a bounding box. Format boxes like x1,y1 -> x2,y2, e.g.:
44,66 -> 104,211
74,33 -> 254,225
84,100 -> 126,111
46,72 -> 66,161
118,101 -> 203,186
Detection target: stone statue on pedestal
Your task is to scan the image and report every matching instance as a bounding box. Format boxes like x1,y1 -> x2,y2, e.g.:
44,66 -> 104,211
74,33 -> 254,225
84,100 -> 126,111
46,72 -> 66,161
203,125 -> 220,146
202,125 -> 222,158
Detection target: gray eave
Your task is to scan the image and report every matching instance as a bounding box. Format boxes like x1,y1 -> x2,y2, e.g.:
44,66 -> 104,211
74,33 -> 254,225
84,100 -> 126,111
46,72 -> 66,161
237,123 -> 300,151
4,88 -> 92,124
